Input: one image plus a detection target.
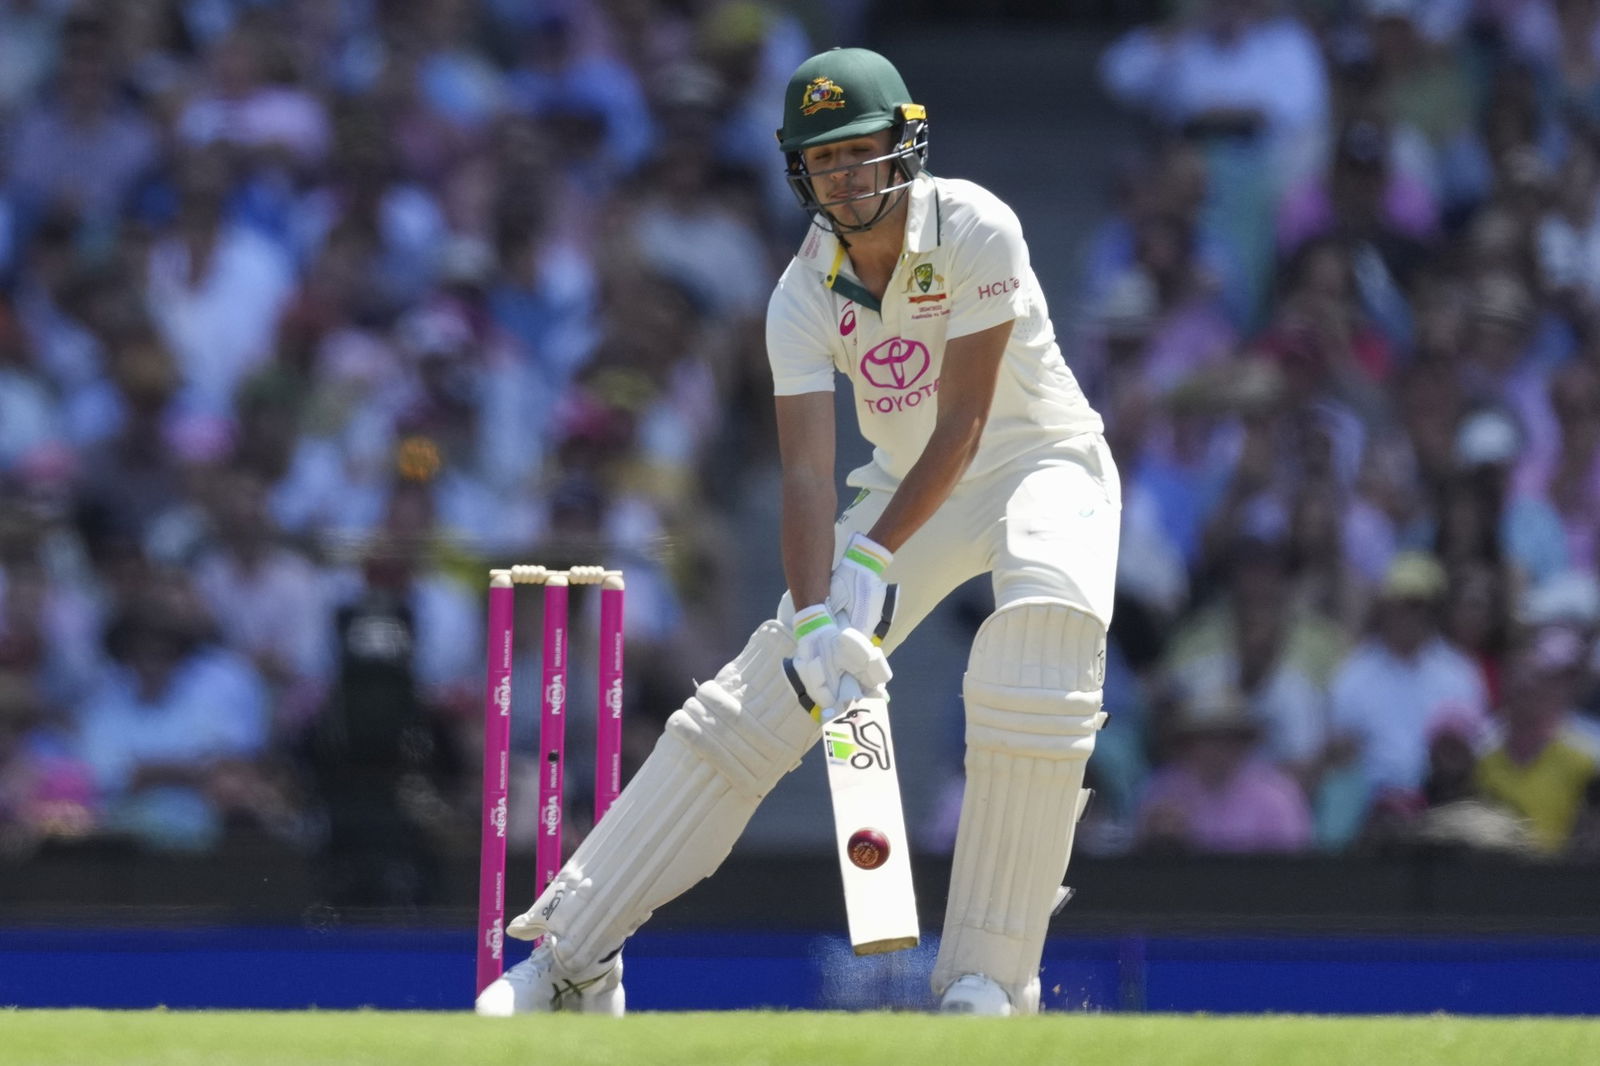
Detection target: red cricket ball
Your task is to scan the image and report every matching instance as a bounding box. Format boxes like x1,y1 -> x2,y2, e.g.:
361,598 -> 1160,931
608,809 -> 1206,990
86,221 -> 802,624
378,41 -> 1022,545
847,827 -> 891,870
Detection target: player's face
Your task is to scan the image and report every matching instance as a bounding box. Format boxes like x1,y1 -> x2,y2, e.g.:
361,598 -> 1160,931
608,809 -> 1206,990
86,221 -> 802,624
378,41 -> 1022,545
802,131 -> 896,229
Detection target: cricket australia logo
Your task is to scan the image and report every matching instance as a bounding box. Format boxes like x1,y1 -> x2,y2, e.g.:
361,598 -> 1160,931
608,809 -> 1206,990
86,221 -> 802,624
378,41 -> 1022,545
800,76 -> 846,116
493,676 -> 511,717
823,707 -> 892,771
904,261 -> 946,303
860,337 -> 930,390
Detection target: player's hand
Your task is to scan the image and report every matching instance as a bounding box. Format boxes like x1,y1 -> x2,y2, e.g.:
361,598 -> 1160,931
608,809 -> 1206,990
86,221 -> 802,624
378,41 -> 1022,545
828,532 -> 894,638
790,604 -> 892,712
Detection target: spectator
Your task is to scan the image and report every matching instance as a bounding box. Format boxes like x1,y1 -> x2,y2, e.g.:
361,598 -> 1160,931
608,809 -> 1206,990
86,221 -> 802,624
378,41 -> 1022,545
192,468 -> 333,729
72,581 -> 280,852
177,14 -> 333,169
0,669 -> 96,855
504,11 -> 654,186
1441,558 -> 1513,706
5,10 -> 160,229
1277,117 -> 1438,262
324,478 -> 483,714
1392,711 -> 1535,856
1160,537 -> 1332,790
1329,551 -> 1492,823
626,122 -> 772,322
694,1 -> 814,231
0,296 -> 62,473
1517,568 -> 1600,739
1506,361 -> 1600,583
75,327 -> 193,551
1135,681 -> 1314,854
0,504 -> 102,709
1095,210 -> 1240,406
294,102 -> 450,302
1537,136 -> 1600,313
143,145 -> 296,420
1287,473 -> 1371,627
1253,235 -> 1395,408
1100,0 -> 1330,184
303,541 -> 462,907
1081,141 -> 1249,332
1476,626 -> 1600,853
1357,0 -> 1485,216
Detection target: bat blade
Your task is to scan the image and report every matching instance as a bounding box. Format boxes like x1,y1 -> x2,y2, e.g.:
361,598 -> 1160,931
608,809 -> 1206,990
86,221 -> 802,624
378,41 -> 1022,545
821,694 -> 919,955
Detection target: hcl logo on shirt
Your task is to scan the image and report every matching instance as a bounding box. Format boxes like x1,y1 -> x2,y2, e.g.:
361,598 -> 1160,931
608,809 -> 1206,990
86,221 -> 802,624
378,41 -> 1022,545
860,337 -> 930,390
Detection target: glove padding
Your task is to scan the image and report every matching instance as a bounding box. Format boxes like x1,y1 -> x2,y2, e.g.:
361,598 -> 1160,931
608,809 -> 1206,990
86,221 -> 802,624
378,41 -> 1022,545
791,603 -> 892,713
829,531 -> 894,637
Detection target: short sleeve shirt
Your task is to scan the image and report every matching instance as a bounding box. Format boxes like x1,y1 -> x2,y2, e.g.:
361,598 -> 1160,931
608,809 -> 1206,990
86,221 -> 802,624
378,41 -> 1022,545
1476,733 -> 1598,854
766,173 -> 1102,489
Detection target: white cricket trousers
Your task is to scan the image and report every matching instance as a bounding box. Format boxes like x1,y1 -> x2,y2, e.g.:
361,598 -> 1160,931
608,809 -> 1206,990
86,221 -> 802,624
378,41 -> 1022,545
787,432 -> 1122,643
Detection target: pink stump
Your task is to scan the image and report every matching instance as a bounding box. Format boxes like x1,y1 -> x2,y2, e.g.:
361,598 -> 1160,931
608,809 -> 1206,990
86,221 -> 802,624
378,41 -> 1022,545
595,576 -> 626,820
475,575 -> 515,997
536,576 -> 570,896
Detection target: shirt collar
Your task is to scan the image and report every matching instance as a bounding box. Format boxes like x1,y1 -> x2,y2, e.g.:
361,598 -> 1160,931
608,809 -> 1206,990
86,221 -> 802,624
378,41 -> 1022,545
903,171 -> 940,254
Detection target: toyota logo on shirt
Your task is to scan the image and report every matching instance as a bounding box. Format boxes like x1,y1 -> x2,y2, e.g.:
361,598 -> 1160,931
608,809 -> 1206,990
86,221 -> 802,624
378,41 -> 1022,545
860,337 -> 930,390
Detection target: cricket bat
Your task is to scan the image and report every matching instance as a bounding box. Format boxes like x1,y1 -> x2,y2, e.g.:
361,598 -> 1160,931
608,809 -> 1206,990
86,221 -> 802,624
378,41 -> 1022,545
783,590 -> 919,955
819,682 -> 919,954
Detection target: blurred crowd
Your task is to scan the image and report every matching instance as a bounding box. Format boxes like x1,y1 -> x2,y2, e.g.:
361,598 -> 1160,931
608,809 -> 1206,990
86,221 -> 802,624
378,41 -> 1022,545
0,0 -> 859,901
1066,0 -> 1600,862
4,0 -> 1600,914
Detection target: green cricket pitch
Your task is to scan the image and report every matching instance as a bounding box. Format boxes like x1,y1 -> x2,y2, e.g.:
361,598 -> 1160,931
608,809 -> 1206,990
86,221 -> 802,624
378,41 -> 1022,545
6,1010 -> 1598,1066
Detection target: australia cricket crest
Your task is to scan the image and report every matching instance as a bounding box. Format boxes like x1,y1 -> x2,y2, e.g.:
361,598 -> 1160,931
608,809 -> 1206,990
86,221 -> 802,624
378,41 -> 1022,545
800,76 -> 846,116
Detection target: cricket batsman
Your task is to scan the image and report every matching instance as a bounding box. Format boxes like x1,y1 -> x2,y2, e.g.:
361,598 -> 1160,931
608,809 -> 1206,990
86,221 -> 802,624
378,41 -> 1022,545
477,47 -> 1120,1017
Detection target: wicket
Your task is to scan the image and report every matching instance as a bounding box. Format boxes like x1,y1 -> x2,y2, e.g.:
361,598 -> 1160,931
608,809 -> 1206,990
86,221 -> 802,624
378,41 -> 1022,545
476,564 -> 626,998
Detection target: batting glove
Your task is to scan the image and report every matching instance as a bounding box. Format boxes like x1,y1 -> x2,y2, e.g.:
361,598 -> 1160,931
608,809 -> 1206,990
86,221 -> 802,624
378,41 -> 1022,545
790,603 -> 892,715
829,531 -> 894,639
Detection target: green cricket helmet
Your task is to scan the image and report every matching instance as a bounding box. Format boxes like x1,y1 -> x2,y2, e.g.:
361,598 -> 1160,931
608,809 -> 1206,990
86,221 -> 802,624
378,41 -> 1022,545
774,47 -> 928,232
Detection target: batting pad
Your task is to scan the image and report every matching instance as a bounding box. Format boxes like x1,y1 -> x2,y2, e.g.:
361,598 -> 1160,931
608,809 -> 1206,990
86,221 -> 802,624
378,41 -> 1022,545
507,620 -> 817,972
932,599 -> 1106,1013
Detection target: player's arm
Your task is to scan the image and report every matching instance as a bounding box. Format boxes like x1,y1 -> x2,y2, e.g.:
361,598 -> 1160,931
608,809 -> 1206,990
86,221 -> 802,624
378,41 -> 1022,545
775,390 -> 839,609
865,318 -> 1011,552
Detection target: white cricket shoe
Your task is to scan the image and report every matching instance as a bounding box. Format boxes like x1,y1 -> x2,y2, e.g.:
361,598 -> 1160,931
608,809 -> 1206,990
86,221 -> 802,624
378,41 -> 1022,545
474,942 -> 624,1017
938,974 -> 1015,1016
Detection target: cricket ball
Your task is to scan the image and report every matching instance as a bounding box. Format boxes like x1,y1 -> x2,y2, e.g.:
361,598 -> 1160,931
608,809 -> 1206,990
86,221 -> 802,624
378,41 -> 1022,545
847,828 -> 890,870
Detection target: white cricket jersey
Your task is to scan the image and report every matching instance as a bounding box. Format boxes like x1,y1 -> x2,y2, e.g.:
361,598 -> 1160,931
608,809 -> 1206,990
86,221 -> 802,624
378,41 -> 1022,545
766,172 -> 1102,490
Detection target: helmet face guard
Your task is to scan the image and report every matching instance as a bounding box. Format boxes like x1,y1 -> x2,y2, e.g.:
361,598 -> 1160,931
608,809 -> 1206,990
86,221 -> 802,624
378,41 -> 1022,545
782,106 -> 928,233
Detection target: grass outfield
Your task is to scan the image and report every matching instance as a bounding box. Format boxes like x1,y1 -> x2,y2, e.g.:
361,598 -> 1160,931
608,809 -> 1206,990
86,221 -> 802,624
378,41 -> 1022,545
6,1011 -> 1598,1066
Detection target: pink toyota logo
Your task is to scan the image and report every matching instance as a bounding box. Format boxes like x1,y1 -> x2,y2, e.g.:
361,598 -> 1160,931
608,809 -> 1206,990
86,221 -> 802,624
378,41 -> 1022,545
860,338 -> 930,390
